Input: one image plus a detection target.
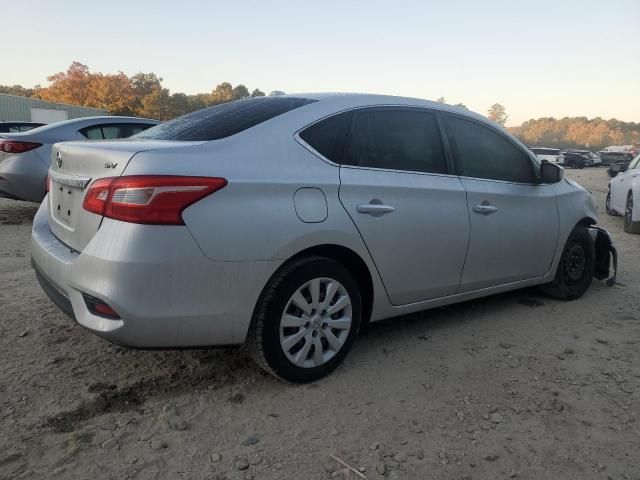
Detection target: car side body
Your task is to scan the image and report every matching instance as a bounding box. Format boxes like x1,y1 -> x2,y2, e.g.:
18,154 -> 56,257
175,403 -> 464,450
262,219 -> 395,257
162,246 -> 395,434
608,153 -> 640,232
0,116 -> 159,202
31,94 -> 610,380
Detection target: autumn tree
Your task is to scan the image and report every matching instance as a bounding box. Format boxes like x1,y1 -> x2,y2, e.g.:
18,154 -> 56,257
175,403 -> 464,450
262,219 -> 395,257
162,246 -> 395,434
14,62 -> 265,120
37,62 -> 93,106
86,72 -> 136,115
488,103 -> 508,126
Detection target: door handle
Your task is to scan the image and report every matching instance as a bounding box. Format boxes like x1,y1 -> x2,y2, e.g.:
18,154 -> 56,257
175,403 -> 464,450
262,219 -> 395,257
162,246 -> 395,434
473,204 -> 498,215
357,203 -> 396,215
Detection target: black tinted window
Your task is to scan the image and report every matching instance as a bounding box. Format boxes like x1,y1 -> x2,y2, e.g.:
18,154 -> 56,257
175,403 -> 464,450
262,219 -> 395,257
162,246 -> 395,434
135,97 -> 317,141
299,111 -> 352,162
447,115 -> 534,183
345,109 -> 447,174
79,123 -> 155,140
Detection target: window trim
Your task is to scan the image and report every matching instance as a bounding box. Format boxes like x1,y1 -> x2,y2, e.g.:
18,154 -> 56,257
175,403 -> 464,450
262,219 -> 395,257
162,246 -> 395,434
442,112 -> 541,185
295,105 -> 456,177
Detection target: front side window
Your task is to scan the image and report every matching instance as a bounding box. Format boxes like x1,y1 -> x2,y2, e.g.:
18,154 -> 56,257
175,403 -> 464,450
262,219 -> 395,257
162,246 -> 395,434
344,109 -> 447,174
446,115 -> 535,183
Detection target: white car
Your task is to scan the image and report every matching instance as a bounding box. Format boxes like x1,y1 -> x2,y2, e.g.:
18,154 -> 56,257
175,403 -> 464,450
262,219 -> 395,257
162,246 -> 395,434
530,147 -> 561,163
607,153 -> 640,233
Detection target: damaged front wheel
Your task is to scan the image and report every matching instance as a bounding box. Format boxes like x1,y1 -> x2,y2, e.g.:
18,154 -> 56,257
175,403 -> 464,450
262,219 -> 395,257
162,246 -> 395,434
540,225 -> 595,300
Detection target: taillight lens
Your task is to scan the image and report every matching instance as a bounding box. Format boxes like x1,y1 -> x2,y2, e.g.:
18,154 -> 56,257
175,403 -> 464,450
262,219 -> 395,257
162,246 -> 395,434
0,141 -> 42,154
82,176 -> 227,225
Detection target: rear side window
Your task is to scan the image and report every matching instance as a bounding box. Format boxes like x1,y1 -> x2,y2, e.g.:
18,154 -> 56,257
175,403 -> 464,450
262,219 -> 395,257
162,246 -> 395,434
446,115 -> 534,183
79,123 -> 155,139
344,109 -> 447,174
135,97 -> 317,141
299,111 -> 353,163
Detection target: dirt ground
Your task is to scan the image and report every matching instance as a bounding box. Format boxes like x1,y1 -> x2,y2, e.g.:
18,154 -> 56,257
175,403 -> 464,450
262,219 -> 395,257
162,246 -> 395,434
1,169 -> 638,480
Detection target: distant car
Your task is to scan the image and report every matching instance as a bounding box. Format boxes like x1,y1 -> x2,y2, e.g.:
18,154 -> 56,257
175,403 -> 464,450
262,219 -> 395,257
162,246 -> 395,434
530,147 -> 561,163
560,151 -> 588,169
0,121 -> 46,133
606,153 -> 640,233
31,94 -> 617,383
565,149 -> 600,166
599,150 -> 632,166
607,155 -> 635,178
0,116 -> 159,202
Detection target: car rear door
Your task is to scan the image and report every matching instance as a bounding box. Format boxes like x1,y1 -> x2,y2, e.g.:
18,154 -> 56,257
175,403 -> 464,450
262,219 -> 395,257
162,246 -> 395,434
443,113 -> 559,292
333,107 -> 470,305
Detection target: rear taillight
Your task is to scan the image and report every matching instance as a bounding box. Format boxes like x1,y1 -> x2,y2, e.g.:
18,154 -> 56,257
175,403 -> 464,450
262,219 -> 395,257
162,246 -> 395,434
0,141 -> 42,154
82,176 -> 227,225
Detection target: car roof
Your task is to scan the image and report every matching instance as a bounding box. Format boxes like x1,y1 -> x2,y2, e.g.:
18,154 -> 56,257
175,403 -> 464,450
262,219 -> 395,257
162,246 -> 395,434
281,92 -> 489,122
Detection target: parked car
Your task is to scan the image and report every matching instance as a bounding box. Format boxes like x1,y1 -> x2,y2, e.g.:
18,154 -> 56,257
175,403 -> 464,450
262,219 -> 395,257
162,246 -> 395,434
31,94 -> 616,383
606,153 -> 640,233
560,151 -> 588,169
530,147 -> 561,163
599,150 -> 633,166
607,156 -> 633,178
0,116 -> 159,202
0,121 -> 46,133
565,149 -> 600,166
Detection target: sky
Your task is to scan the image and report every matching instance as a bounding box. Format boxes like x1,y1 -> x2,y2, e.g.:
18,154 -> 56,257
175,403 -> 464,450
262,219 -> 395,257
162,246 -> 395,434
1,0 -> 639,126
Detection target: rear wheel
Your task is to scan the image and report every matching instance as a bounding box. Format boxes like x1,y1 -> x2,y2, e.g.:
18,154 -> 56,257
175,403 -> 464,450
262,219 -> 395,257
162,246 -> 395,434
624,193 -> 640,234
540,225 -> 595,300
247,256 -> 361,383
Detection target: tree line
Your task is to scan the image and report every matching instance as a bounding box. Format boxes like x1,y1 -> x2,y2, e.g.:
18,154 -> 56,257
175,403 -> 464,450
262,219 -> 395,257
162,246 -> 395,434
0,62 -> 265,120
1,62 -> 638,150
509,117 -> 640,151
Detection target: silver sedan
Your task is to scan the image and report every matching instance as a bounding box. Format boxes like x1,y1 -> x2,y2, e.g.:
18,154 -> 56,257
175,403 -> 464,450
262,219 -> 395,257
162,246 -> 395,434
31,94 -> 616,382
0,116 -> 158,202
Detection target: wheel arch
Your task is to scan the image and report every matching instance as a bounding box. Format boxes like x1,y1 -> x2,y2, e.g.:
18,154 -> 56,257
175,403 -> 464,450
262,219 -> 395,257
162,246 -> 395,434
259,244 -> 375,325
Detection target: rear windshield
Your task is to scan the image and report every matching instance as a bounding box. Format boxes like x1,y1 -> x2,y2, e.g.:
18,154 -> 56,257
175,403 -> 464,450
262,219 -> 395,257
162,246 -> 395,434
135,96 -> 317,141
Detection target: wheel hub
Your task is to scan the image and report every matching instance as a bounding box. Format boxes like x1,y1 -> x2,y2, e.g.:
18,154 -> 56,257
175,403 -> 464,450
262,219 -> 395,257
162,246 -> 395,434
564,243 -> 586,282
279,277 -> 352,369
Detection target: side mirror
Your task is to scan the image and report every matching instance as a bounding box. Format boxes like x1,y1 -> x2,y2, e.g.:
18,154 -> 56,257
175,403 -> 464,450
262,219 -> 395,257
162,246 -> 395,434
540,161 -> 564,183
611,163 -> 622,173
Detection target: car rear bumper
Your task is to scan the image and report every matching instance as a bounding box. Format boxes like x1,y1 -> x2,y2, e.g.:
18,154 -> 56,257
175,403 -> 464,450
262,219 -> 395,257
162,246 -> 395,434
31,197 -> 281,347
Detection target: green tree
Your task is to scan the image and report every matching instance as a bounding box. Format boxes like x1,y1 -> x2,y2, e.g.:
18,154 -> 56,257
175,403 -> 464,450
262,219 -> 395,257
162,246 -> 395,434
436,96 -> 446,103
454,102 -> 468,109
251,89 -> 265,97
488,103 -> 508,126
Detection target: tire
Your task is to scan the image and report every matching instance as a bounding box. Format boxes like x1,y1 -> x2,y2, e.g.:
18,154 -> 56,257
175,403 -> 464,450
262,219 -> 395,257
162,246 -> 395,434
578,160 -> 585,169
624,193 -> 640,234
540,225 -> 595,300
246,256 -> 361,383
605,189 -> 619,216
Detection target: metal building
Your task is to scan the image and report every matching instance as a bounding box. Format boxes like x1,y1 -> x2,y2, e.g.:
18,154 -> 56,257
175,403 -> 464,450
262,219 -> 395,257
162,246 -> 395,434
0,93 -> 107,124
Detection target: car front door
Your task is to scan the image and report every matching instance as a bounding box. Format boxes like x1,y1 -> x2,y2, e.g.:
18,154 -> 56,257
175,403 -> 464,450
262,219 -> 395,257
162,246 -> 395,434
333,107 -> 469,305
611,154 -> 640,212
443,114 -> 559,292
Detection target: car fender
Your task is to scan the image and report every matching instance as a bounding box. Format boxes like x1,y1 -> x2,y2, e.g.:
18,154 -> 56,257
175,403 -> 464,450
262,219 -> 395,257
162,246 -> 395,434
545,178 -> 598,282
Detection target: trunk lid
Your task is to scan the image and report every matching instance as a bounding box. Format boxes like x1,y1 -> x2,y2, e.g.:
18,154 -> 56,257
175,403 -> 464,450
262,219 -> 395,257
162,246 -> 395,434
47,140 -> 201,252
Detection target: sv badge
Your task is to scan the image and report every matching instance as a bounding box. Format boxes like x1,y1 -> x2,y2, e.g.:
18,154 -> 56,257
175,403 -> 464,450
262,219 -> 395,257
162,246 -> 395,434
104,162 -> 118,169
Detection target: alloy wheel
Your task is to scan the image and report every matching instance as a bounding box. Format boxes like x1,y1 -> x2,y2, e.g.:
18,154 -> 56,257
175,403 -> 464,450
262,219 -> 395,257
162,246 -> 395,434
279,277 -> 352,368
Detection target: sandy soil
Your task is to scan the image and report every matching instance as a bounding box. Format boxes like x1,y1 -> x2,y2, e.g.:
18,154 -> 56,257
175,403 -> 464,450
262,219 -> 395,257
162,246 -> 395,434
1,169 -> 638,480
